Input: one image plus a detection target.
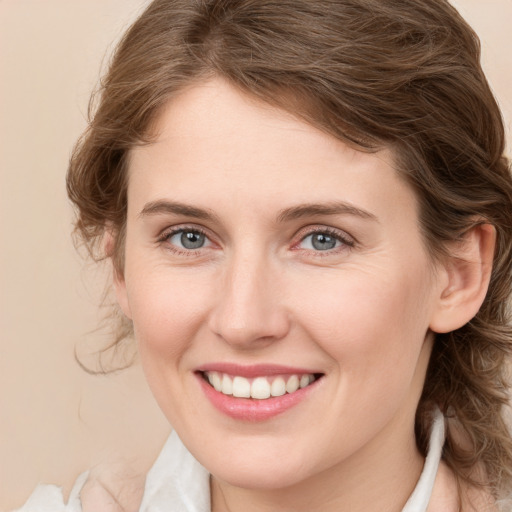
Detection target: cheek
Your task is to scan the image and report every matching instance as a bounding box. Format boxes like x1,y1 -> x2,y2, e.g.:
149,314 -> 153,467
125,266 -> 212,365
290,264 -> 434,387
124,266 -> 217,427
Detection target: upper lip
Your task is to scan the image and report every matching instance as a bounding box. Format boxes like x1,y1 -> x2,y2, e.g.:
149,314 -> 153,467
195,362 -> 322,378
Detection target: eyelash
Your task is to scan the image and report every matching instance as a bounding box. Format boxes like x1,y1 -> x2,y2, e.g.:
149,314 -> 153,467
157,225 -> 355,256
293,226 -> 355,256
157,225 -> 212,256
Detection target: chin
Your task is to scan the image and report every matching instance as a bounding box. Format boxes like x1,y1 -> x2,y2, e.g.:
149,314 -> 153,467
193,439 -> 316,490
211,462 -> 310,491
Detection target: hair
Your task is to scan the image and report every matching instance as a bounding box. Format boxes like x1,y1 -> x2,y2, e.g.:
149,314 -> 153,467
67,0 -> 512,505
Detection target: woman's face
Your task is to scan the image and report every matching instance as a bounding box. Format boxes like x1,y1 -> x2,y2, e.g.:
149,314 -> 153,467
117,78 -> 445,490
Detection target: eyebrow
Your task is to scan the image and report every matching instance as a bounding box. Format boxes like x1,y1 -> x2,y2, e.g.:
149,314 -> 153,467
276,202 -> 378,223
139,199 -> 378,224
139,200 -> 220,222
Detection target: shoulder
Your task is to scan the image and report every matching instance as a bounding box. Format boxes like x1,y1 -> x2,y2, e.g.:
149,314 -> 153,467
79,463 -> 146,512
14,464 -> 145,512
14,472 -> 88,512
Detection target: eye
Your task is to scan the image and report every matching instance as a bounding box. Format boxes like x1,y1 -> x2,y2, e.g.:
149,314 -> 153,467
163,228 -> 212,251
296,228 -> 354,252
300,232 -> 340,251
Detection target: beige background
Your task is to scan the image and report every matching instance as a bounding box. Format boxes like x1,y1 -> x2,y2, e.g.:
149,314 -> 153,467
0,1 -> 511,510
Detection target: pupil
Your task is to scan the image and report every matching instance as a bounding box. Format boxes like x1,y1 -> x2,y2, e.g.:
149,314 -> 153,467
181,231 -> 205,249
312,233 -> 336,251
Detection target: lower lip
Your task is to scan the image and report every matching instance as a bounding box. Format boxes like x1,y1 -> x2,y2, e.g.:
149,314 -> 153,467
196,373 -> 321,422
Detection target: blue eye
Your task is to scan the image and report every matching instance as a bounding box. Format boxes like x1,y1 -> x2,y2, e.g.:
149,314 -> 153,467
301,232 -> 340,251
298,229 -> 354,252
168,229 -> 210,250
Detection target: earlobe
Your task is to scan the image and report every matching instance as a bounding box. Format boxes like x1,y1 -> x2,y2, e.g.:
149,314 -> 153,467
113,270 -> 132,320
104,229 -> 132,320
429,223 -> 495,334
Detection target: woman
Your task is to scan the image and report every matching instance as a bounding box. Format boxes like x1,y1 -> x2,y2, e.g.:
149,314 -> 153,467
19,0 -> 512,510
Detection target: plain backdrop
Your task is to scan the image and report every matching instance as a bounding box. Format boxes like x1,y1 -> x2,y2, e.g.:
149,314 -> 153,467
0,1 -> 511,510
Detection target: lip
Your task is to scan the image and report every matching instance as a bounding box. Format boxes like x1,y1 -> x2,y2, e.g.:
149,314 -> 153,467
196,362 -> 322,378
195,363 -> 323,422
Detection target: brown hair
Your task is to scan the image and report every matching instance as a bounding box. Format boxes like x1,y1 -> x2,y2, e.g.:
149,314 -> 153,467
67,0 -> 512,504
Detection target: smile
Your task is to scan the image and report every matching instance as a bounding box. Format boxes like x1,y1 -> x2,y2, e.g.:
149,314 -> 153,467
195,364 -> 324,421
203,371 -> 318,399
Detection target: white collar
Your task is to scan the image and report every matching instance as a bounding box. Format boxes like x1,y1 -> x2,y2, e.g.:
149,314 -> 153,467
139,409 -> 445,512
402,408 -> 445,511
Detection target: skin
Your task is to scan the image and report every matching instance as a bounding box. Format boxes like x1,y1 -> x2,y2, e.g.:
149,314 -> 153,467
113,78 -> 494,512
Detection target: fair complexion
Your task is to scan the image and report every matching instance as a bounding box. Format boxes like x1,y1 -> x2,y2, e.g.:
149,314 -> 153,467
114,78 -> 494,512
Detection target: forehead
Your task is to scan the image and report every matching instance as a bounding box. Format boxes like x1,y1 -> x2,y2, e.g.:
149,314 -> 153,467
127,78 -> 419,229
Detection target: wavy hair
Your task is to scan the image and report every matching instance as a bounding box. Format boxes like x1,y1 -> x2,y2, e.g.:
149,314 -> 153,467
67,0 -> 512,504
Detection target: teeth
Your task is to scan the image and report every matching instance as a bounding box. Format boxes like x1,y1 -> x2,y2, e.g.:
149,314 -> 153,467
286,375 -> 300,394
270,377 -> 286,397
300,375 -> 311,388
251,377 -> 271,399
221,374 -> 233,395
204,372 -> 317,399
212,372 -> 222,392
232,376 -> 251,398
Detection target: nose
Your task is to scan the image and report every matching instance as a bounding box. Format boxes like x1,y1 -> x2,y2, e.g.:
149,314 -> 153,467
207,250 -> 291,349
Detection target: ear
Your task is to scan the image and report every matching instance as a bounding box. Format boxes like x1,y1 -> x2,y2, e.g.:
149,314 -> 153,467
104,228 -> 132,320
429,223 -> 496,334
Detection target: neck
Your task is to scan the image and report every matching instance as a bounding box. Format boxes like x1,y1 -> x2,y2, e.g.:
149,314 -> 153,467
211,411 -> 424,512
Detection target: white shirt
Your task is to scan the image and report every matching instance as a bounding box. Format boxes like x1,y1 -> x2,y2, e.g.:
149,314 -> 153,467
16,409 -> 445,512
